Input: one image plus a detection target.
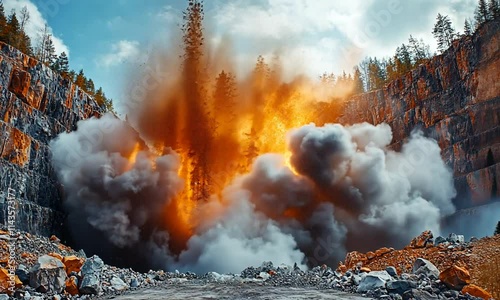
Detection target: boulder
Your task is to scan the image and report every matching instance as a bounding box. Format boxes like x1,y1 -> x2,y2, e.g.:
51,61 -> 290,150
386,280 -> 417,295
62,256 -> 84,275
29,255 -> 67,293
375,247 -> 394,257
79,255 -> 104,294
412,258 -> 439,280
409,230 -> 433,248
65,276 -> 79,296
0,268 -> 22,294
447,233 -> 464,244
110,276 -> 129,291
403,289 -> 439,300
356,270 -> 392,293
15,264 -> 29,284
461,284 -> 493,299
439,265 -> 471,290
386,266 -> 398,277
434,236 -> 447,245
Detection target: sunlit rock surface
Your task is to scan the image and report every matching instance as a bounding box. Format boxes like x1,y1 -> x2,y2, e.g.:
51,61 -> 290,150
0,42 -> 102,236
339,20 -> 500,209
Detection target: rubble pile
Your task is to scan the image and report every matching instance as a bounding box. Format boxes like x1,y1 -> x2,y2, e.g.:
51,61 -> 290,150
0,228 -> 496,299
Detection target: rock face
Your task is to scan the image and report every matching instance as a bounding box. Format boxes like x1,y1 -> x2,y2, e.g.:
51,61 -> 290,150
338,20 -> 500,210
0,42 -> 102,236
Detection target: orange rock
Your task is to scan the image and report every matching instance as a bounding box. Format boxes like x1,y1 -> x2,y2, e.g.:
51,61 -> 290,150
62,256 -> 84,275
0,268 -> 23,294
48,252 -> 64,261
366,251 -> 376,260
268,270 -> 276,276
337,262 -> 347,273
50,235 -> 60,242
410,230 -> 433,248
375,247 -> 393,257
360,267 -> 371,273
461,284 -> 492,300
65,276 -> 79,296
439,265 -> 471,290
8,68 -> 31,100
344,251 -> 367,269
0,230 -> 8,235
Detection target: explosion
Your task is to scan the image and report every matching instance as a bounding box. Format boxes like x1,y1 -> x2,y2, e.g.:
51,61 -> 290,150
50,1 -> 456,273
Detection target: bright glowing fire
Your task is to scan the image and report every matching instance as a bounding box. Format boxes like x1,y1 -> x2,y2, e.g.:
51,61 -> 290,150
124,0 -> 356,255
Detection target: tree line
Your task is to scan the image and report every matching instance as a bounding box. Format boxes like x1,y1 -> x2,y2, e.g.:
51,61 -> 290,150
336,0 -> 500,93
0,3 -> 114,112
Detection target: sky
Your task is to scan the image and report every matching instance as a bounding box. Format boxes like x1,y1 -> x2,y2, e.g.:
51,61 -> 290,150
4,0 -> 476,112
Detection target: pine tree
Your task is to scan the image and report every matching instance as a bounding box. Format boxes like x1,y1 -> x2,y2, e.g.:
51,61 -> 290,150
75,69 -> 86,90
43,35 -> 56,66
213,70 -> 236,122
488,0 -> 500,19
56,52 -> 69,78
396,44 -> 412,73
353,66 -> 364,94
85,78 -> 95,95
475,0 -> 489,25
464,19 -> 473,35
0,3 -> 7,43
495,221 -> 500,235
6,12 -> 20,47
433,14 -> 456,53
94,87 -> 105,106
408,35 -> 430,66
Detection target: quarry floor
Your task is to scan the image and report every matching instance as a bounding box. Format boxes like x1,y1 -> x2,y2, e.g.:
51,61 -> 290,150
101,283 -> 368,299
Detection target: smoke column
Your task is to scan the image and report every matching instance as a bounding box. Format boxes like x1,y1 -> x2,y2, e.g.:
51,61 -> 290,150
50,0 -> 459,273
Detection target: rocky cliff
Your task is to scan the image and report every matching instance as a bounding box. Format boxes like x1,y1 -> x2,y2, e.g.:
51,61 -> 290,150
0,42 -> 102,236
338,20 -> 500,210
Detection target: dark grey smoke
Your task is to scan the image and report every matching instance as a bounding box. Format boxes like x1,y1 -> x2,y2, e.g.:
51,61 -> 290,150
50,114 -> 183,270
51,118 -> 458,273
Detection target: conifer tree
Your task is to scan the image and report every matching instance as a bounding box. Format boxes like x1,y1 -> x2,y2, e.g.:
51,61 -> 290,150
464,18 -> 473,35
475,0 -> 489,24
433,14 -> 456,53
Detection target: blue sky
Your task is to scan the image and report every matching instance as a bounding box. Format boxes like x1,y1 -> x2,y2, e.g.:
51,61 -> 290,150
5,0 -> 476,113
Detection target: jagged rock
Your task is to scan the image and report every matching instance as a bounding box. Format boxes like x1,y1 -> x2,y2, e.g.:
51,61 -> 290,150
0,267 -> 22,294
434,236 -> 447,245
439,265 -> 471,290
62,255 -> 84,275
386,280 -> 417,295
29,255 -> 67,293
461,284 -> 493,299
410,231 -> 434,248
338,20 -> 500,210
412,258 -> 439,280
374,247 -> 394,257
356,271 -> 392,293
110,276 -> 129,291
0,294 -> 9,300
65,275 -> 79,296
386,266 -> 398,277
15,264 -> 29,284
79,255 -> 104,294
403,289 -> 438,300
447,233 -> 465,244
344,251 -> 367,269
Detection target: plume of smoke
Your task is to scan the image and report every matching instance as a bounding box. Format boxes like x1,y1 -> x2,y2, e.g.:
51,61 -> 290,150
50,114 -> 183,269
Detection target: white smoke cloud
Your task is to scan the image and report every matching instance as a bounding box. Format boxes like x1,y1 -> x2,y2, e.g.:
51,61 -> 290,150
51,117 -> 457,273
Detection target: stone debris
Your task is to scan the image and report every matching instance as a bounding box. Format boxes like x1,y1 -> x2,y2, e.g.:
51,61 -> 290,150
0,228 -> 496,299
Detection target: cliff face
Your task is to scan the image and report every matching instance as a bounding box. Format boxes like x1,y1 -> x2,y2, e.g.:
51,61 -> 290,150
338,20 -> 500,210
0,42 -> 102,236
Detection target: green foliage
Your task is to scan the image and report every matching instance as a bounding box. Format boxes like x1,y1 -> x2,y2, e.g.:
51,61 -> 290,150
433,13 -> 456,53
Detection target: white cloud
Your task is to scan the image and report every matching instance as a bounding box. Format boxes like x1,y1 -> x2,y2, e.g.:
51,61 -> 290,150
98,40 -> 140,67
213,0 -> 476,76
157,5 -> 181,24
4,0 -> 70,56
